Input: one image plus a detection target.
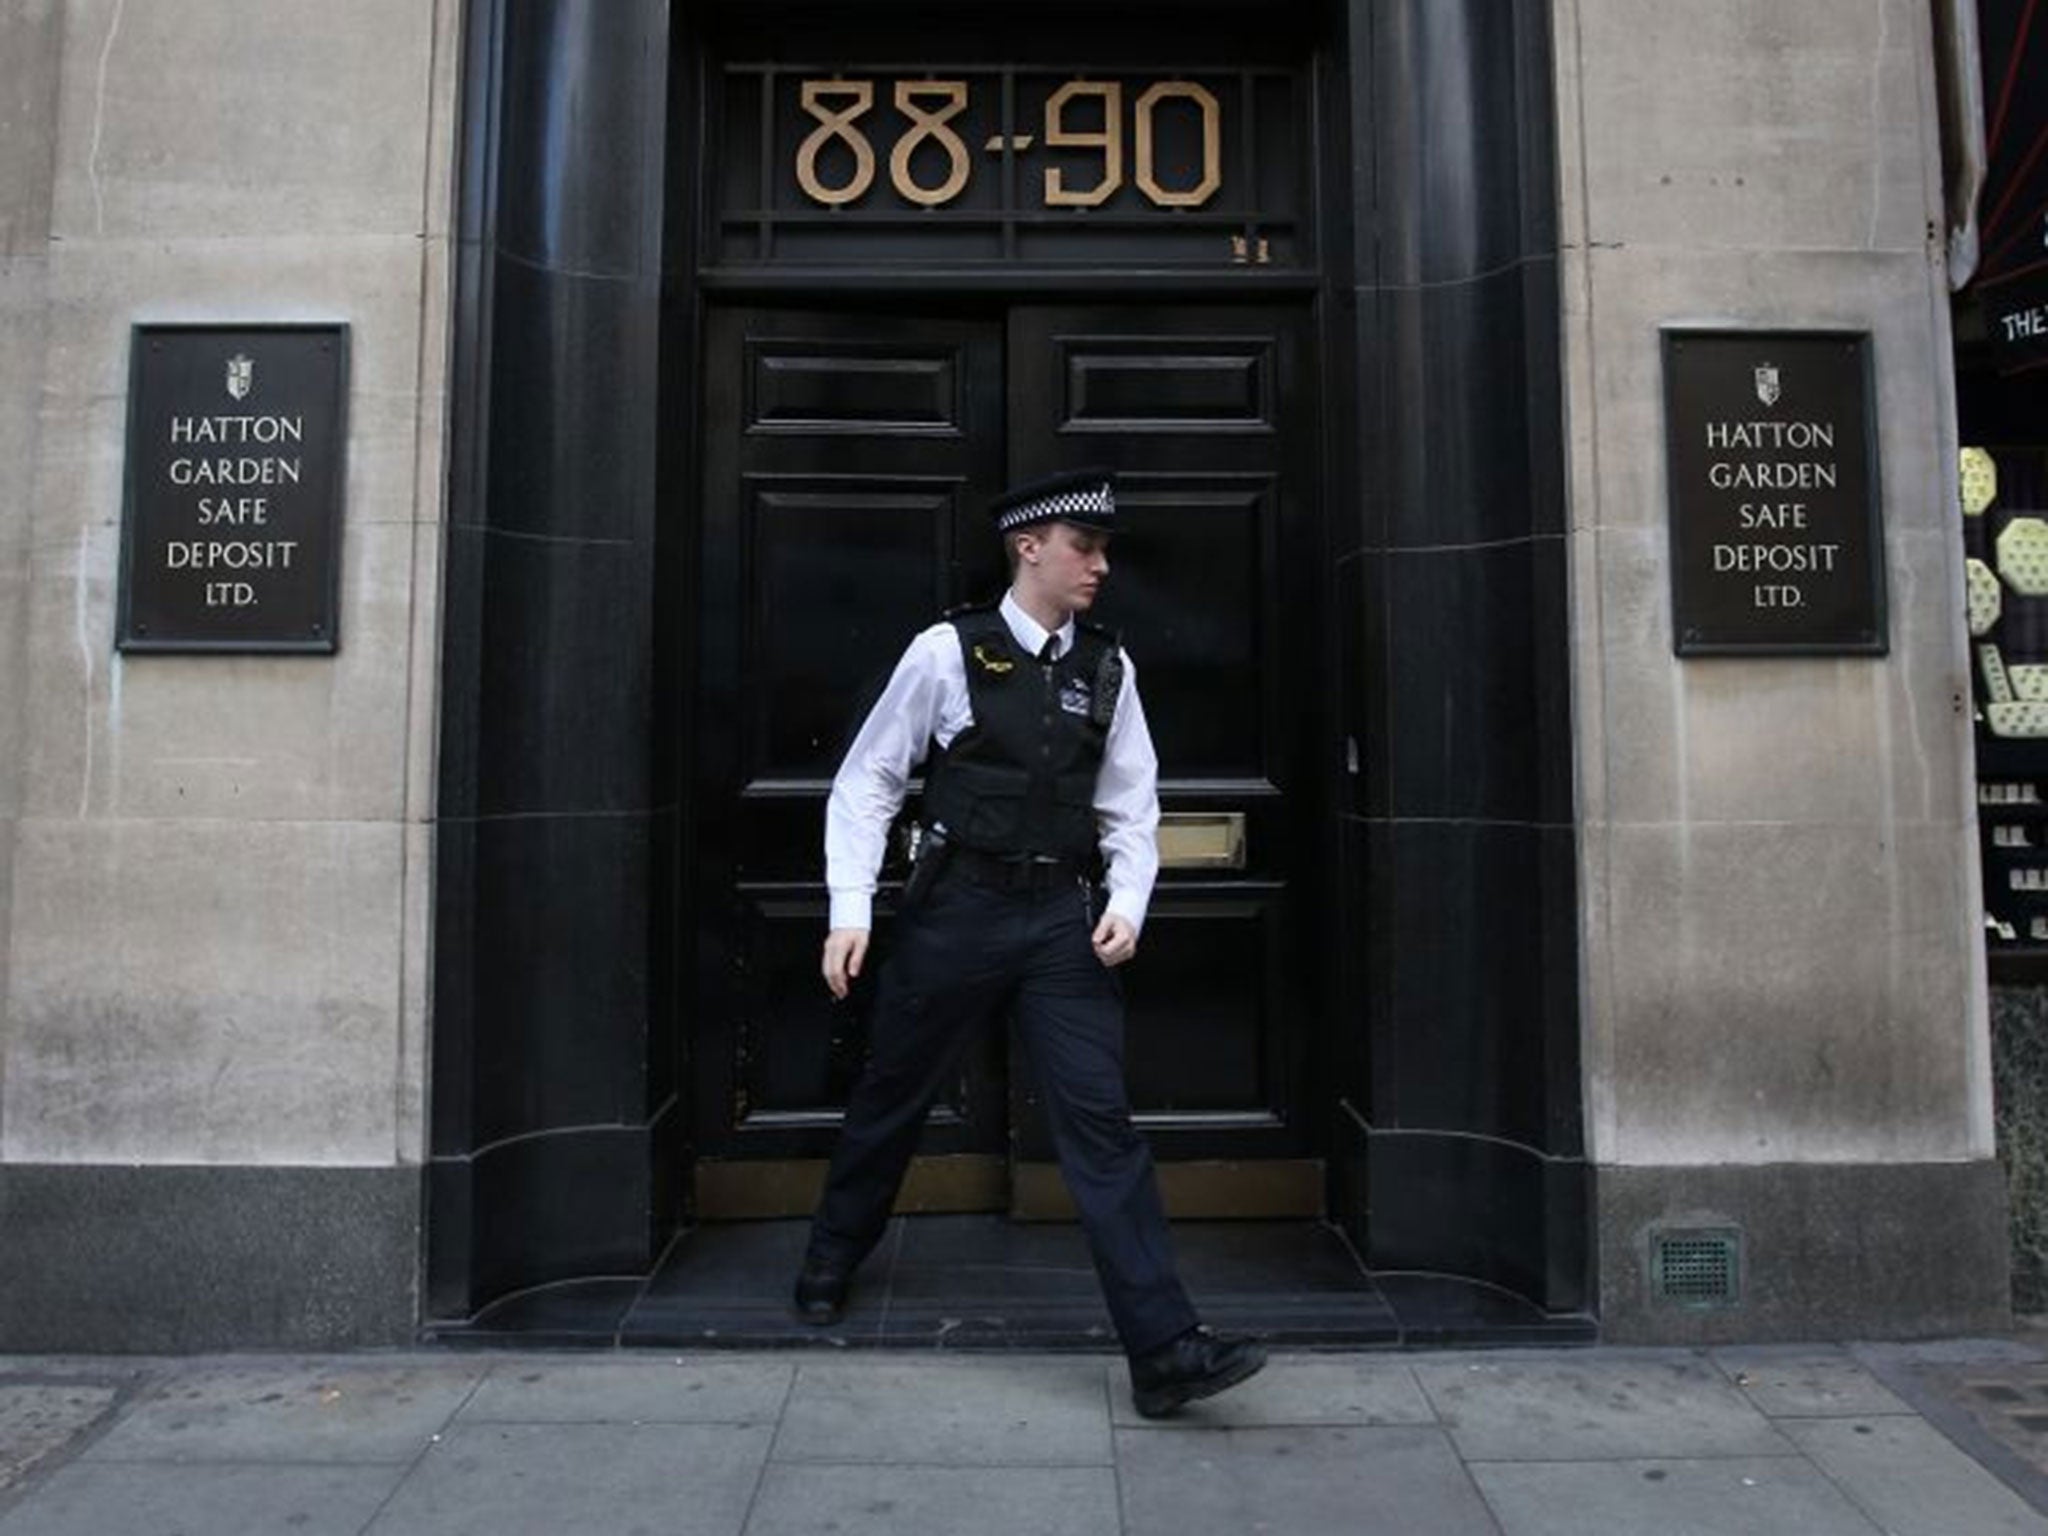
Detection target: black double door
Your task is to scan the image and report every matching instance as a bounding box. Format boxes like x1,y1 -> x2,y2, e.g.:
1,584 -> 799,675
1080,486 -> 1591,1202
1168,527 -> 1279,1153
693,302 -> 1324,1219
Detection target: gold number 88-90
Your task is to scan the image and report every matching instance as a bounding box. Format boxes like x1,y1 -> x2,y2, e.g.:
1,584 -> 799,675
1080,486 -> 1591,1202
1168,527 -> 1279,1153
794,76 -> 1225,212
1043,80 -> 1222,210
1043,82 -> 1125,207
890,81 -> 971,206
796,81 -> 877,206
1135,82 -> 1222,207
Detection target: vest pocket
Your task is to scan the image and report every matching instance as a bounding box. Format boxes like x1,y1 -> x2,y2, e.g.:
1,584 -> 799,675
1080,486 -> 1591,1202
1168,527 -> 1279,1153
943,759 -> 1030,845
1053,772 -> 1100,852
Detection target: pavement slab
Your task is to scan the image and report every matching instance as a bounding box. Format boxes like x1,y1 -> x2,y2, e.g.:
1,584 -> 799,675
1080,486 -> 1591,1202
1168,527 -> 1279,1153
0,1461 -> 404,1536
1469,1457 -> 1884,1536
772,1359 -> 1112,1465
1,1344 -> 2046,1535
1900,1360 -> 2048,1478
1781,1415 -> 2048,1535
1856,1339 -> 2048,1369
365,1421 -> 773,1536
0,1382 -> 119,1494
1115,1424 -> 1500,1536
1843,1341 -> 2048,1510
83,1358 -> 486,1465
1107,1356 -> 1437,1428
1415,1353 -> 1792,1461
744,1464 -> 1121,1536
458,1356 -> 793,1425
1708,1348 -> 1911,1418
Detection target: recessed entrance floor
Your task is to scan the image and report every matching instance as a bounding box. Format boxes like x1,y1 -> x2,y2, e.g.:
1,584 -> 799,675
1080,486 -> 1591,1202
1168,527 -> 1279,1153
427,1218 -> 1595,1350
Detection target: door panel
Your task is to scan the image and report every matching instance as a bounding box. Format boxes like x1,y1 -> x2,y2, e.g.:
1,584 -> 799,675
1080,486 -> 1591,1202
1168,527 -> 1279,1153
742,479 -> 959,782
695,309 -> 1007,1188
1061,338 -> 1280,433
1006,304 -> 1320,1185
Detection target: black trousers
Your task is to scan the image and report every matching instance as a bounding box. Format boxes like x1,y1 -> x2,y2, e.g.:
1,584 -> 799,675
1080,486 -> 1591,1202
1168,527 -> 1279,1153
808,868 -> 1198,1357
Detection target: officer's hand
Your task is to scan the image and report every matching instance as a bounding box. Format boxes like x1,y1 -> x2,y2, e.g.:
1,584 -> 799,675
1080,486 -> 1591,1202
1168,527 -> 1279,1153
822,928 -> 870,1000
1091,913 -> 1138,967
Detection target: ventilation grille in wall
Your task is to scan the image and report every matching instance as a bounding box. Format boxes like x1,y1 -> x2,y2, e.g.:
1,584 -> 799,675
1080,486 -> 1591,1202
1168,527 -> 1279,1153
1650,1227 -> 1743,1308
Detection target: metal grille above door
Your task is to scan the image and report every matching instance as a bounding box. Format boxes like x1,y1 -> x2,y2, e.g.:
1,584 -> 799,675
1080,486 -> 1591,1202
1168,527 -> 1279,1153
706,61 -> 1311,271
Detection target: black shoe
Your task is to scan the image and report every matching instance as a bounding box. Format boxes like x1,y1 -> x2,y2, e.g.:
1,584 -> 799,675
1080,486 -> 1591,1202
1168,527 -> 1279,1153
1128,1326 -> 1267,1419
791,1258 -> 851,1325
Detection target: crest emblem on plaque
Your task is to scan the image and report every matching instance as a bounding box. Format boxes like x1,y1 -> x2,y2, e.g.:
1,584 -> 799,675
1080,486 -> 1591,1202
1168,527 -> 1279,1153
225,354 -> 255,401
1753,362 -> 1781,407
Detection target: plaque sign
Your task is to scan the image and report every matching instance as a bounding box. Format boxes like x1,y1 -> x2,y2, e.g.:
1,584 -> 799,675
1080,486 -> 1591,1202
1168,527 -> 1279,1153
1663,329 -> 1885,656
118,323 -> 348,653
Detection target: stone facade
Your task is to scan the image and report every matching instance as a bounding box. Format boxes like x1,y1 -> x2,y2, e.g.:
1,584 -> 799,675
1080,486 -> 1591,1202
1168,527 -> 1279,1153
1557,0 -> 2006,1335
0,0 -> 459,1347
0,0 -> 2010,1345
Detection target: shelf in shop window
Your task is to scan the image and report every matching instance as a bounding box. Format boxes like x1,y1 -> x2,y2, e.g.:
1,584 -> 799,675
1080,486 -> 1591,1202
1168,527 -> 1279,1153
1978,839 -> 2048,859
1972,730 -> 2048,778
1975,808 -> 2048,828
1979,818 -> 2048,841
1989,945 -> 2048,986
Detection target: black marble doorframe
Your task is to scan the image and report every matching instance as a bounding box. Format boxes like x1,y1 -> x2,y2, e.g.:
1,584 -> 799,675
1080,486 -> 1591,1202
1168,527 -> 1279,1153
428,0 -> 684,1320
427,0 -> 1587,1327
1333,0 -> 1587,1313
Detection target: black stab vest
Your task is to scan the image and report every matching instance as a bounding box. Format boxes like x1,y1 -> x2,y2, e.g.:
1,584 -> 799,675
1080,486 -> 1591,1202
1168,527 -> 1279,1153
920,606 -> 1119,858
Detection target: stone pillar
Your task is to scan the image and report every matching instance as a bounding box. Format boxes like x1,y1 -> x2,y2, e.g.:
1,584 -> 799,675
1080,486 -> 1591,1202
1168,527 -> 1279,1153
427,0 -> 680,1321
1556,0 -> 2008,1339
0,0 -> 65,1153
1336,0 -> 1589,1313
0,0 -> 463,1349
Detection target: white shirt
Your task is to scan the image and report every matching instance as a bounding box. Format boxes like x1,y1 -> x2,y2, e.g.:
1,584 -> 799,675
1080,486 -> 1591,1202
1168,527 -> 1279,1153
825,590 -> 1161,933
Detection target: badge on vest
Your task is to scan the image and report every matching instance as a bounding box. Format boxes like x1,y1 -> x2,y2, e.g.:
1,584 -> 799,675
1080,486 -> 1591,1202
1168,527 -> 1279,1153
1059,677 -> 1093,717
971,642 -> 1015,677
1092,648 -> 1124,727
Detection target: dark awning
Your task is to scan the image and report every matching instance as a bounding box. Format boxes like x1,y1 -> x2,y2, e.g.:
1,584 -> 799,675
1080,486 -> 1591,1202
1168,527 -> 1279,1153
1978,0 -> 2048,370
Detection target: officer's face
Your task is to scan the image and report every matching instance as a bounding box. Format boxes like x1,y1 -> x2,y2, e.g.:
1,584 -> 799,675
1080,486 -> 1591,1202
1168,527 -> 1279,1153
1021,521 -> 1111,612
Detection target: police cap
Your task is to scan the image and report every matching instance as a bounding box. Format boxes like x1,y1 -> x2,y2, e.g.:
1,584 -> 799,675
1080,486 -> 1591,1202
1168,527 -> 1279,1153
989,467 -> 1117,537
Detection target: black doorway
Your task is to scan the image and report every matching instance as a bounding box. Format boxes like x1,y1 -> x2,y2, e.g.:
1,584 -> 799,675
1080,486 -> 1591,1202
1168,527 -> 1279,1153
691,301 -> 1327,1227
428,0 -> 1589,1348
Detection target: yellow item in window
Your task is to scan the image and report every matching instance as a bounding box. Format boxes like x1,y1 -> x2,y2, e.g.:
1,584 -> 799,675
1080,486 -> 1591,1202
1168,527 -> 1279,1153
1969,557 -> 2004,634
2013,664 -> 2048,703
1961,447 -> 1997,516
1998,517 -> 2048,596
1986,701 -> 2048,737
1984,644 -> 2017,702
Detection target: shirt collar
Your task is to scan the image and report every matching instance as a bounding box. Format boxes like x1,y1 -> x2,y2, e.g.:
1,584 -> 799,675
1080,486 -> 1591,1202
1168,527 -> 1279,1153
1000,590 -> 1075,661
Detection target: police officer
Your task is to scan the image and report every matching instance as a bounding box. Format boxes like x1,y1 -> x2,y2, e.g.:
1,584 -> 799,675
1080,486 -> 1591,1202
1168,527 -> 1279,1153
793,467 -> 1266,1418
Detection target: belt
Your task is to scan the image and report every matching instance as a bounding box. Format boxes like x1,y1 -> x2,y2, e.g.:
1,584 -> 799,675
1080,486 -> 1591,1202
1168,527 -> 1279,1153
946,845 -> 1090,891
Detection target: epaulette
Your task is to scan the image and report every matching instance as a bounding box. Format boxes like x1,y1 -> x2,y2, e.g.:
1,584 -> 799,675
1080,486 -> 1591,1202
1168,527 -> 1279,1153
942,598 -> 1000,621
1076,616 -> 1121,647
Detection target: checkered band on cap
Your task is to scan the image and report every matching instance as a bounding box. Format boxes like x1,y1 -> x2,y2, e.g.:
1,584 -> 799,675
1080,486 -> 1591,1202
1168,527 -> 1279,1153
994,482 -> 1114,533
988,467 -> 1117,535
